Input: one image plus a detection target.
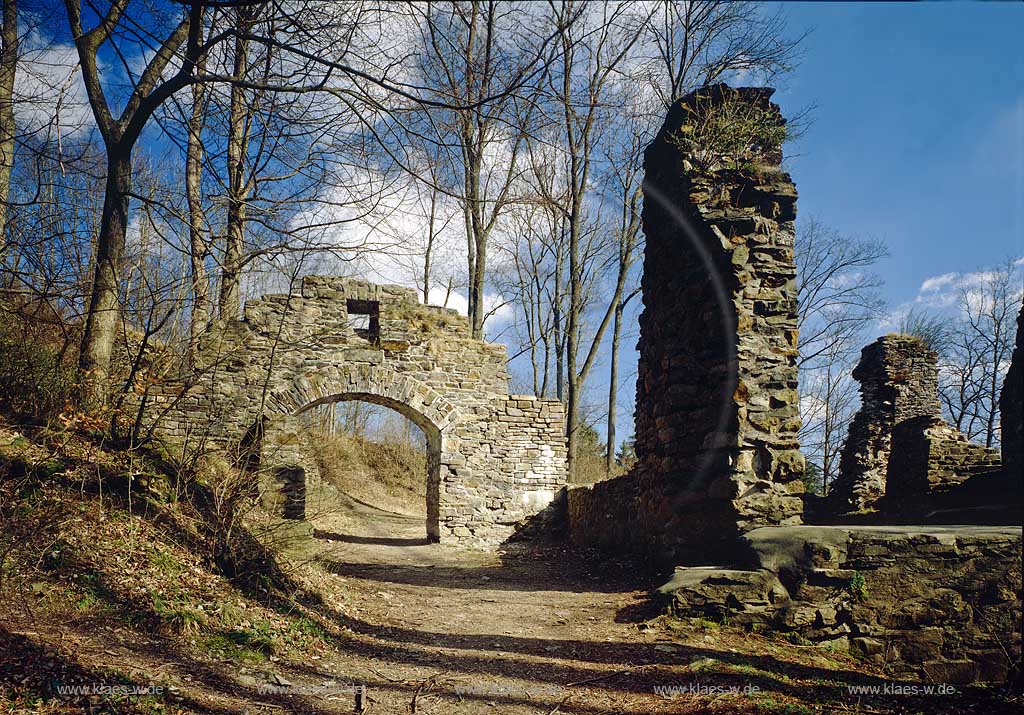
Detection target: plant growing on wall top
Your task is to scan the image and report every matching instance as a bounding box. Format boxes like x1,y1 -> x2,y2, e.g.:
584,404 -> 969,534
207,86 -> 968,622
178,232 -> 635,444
670,89 -> 788,174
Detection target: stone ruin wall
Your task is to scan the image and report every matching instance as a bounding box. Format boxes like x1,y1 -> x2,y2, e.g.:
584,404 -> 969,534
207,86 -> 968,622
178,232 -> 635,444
570,85 -> 805,563
565,85 -> 1021,684
659,525 -> 1021,685
831,336 -> 942,512
141,276 -> 567,547
830,334 -> 1002,516
887,416 -> 1002,510
1000,299 -> 1024,485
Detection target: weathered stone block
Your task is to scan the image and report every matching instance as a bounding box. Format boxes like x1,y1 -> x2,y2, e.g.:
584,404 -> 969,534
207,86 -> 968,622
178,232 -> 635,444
656,525 -> 1021,684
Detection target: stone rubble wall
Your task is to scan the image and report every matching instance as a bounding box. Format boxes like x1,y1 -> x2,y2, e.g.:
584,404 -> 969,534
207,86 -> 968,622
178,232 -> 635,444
887,416 -> 1002,509
571,84 -> 804,564
832,335 -> 943,513
657,525 -> 1022,684
138,276 -> 567,547
566,473 -> 637,550
831,334 -> 1004,516
1000,299 -> 1024,486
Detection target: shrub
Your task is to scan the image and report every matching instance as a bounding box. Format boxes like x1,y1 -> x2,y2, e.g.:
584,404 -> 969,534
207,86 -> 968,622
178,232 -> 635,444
0,310 -> 76,422
670,89 -> 787,173
848,571 -> 869,601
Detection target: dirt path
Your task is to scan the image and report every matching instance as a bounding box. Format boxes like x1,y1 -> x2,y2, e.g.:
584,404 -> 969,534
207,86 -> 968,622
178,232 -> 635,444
4,488 -> 1000,715
267,499 -> 923,715
297,500 -> 672,714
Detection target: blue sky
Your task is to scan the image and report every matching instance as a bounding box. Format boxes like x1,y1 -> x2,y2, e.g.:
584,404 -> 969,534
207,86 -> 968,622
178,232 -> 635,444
21,1 -> 1021,444
778,2 -> 1023,308
589,2 -> 1024,446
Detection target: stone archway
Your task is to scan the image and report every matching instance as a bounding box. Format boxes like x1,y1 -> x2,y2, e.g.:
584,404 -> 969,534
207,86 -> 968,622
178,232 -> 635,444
143,277 -> 569,547
264,365 -> 458,541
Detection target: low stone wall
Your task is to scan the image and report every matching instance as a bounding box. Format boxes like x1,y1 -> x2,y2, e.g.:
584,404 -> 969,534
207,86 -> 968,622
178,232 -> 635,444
566,475 -> 637,550
888,416 -> 1002,508
656,525 -> 1022,684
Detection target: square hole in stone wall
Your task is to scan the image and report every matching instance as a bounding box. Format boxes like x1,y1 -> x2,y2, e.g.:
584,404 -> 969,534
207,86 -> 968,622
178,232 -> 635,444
346,299 -> 380,344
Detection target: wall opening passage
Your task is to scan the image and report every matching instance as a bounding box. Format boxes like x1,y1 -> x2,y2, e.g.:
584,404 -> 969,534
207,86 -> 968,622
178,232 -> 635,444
275,466 -> 306,520
300,395 -> 440,543
346,299 -> 380,345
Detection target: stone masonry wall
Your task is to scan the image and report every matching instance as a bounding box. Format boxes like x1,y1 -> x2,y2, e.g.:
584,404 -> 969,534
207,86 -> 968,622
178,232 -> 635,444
139,276 -> 567,547
566,474 -> 637,551
1001,299 -> 1024,486
887,416 -> 1002,510
832,336 -> 942,512
657,525 -> 1022,684
569,84 -> 805,563
831,334 -> 1005,517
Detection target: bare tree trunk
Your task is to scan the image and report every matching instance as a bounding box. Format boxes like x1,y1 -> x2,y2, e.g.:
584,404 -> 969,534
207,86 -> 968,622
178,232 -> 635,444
552,230 -> 564,401
469,229 -> 487,335
66,0 -> 201,406
985,315 -> 1004,448
422,186 -> 438,304
462,131 -> 488,337
78,149 -> 131,403
0,0 -> 17,255
220,11 -> 251,320
186,66 -> 209,364
565,161 -> 582,478
605,299 -> 624,475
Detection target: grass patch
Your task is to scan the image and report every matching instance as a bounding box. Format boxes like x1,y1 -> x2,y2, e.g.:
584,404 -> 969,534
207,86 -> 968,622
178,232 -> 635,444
203,633 -> 270,664
226,620 -> 277,654
152,594 -> 207,634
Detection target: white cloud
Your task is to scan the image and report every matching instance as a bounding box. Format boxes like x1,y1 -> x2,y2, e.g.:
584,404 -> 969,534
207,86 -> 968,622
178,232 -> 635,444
283,162 -> 519,339
881,259 -> 1024,333
919,272 -> 958,294
14,30 -> 95,139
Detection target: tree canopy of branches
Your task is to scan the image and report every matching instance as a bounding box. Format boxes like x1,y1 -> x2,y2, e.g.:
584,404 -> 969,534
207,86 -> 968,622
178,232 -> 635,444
795,218 -> 887,494
2,0 -> 807,480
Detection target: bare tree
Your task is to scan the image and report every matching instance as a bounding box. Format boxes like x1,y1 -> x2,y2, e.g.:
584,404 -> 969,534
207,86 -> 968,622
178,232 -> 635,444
601,135 -> 643,476
0,0 -> 17,254
798,335 -> 859,494
409,0 -> 549,338
545,0 -> 652,478
936,259 -> 1021,447
64,0 -> 210,405
795,217 -> 887,485
642,1 -> 802,109
796,218 -> 887,369
219,2 -> 258,320
186,53 -> 210,364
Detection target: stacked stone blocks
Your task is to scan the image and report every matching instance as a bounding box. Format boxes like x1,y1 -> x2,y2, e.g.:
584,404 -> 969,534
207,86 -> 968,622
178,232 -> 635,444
832,334 -> 1002,514
583,84 -> 805,562
658,525 -> 1021,684
141,276 -> 567,547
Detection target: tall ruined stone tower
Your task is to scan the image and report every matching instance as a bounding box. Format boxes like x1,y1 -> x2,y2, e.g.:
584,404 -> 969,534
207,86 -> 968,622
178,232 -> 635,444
635,84 -> 804,563
831,335 -> 942,512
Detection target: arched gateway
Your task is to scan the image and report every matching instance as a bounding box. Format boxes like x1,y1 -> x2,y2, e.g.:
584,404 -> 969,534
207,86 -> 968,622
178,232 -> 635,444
145,277 -> 567,546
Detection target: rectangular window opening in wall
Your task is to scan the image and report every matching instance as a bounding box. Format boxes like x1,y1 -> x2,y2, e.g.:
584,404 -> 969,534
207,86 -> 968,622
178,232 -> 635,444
346,299 -> 380,344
